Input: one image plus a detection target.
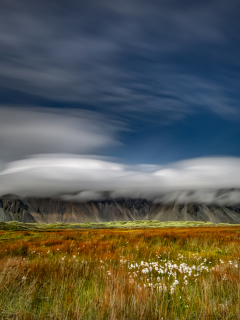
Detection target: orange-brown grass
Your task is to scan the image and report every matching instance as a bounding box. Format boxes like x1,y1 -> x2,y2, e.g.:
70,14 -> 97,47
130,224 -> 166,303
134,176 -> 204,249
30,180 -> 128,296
0,227 -> 240,319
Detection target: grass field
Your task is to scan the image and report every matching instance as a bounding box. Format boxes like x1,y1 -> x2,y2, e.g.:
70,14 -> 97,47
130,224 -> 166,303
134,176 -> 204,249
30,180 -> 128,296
0,224 -> 240,319
0,220 -> 234,231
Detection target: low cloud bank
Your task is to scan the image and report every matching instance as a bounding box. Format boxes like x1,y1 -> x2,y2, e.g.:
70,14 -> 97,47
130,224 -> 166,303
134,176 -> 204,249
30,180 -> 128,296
1,155 -> 240,205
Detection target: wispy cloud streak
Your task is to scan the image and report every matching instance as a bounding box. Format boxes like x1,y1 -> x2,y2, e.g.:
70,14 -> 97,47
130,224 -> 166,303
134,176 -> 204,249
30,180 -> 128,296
0,0 -> 240,121
0,106 -> 123,162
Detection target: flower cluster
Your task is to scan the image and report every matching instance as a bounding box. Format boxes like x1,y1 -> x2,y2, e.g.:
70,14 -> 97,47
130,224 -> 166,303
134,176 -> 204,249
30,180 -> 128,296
127,255 -> 211,294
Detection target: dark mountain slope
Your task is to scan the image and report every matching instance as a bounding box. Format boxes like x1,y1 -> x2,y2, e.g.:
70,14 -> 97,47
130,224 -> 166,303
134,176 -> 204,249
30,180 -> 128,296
1,195 -> 240,224
24,198 -> 150,223
0,194 -> 35,223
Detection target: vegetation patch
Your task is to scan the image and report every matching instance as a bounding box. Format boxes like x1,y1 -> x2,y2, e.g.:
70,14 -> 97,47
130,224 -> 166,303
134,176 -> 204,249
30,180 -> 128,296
0,220 -> 235,232
0,225 -> 240,319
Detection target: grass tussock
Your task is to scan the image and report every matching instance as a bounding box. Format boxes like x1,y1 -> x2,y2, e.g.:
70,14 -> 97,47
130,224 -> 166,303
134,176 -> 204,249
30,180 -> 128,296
0,226 -> 240,319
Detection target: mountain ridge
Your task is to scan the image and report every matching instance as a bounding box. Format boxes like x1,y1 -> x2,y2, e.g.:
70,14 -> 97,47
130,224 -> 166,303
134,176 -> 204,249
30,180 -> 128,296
1,194 -> 240,224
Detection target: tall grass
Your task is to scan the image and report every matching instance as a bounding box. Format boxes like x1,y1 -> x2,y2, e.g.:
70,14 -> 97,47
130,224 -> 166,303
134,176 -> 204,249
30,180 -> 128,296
0,226 -> 240,319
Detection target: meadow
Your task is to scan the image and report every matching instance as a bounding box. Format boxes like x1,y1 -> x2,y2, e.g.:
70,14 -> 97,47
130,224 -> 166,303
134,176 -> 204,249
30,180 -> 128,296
0,223 -> 240,319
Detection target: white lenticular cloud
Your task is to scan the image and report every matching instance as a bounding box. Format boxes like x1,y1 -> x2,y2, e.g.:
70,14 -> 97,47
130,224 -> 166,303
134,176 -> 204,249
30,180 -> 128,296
153,157 -> 240,189
1,155 -> 240,205
0,105 -> 240,204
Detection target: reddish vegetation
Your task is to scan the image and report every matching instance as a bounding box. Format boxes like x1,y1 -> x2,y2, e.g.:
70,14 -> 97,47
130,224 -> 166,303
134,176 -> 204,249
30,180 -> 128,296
0,226 -> 240,319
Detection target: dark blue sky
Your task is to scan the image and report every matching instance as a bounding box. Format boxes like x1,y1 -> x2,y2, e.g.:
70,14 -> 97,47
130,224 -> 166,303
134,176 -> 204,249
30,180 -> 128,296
1,0 -> 240,165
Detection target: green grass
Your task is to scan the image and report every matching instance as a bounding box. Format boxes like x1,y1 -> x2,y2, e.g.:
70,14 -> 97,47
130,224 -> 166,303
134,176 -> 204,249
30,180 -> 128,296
0,220 -> 233,232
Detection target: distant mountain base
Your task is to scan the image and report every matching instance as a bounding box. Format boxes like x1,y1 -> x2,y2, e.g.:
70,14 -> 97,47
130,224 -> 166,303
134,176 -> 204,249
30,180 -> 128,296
1,194 -> 240,224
